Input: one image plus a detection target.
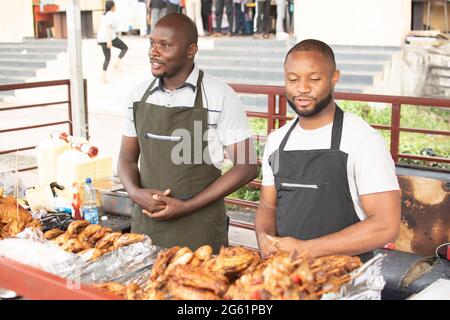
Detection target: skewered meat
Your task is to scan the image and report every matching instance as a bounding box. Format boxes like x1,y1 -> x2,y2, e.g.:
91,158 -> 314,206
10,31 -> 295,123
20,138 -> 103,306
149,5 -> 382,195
66,220 -> 90,235
43,228 -> 65,240
78,224 -> 102,242
95,232 -> 122,250
225,251 -> 362,300
112,233 -> 146,249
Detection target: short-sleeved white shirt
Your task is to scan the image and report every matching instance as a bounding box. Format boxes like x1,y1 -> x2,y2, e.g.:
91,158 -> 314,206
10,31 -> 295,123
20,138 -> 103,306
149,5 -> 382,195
97,11 -> 118,43
261,112 -> 400,221
123,65 -> 253,169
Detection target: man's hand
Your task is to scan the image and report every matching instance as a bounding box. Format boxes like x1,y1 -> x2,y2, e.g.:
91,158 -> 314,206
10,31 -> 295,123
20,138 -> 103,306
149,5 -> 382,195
258,233 -> 279,258
142,193 -> 192,221
266,235 -> 311,257
134,188 -> 170,213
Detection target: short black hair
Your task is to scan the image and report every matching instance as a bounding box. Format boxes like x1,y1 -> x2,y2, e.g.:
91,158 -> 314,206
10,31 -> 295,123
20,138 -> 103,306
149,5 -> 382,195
156,13 -> 198,46
285,39 -> 336,69
104,0 -> 115,14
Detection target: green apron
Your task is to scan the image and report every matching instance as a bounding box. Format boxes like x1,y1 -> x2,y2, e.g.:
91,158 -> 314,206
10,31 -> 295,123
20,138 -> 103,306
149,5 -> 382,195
131,70 -> 228,253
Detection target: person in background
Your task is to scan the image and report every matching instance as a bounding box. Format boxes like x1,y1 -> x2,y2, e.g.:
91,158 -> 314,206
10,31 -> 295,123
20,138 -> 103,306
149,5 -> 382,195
243,0 -> 255,35
275,0 -> 289,39
149,0 -> 168,32
201,0 -> 212,34
97,0 -> 128,83
138,0 -> 148,36
185,0 -> 205,36
255,39 -> 400,262
166,0 -> 180,14
253,0 -> 271,39
214,0 -> 233,36
233,0 -> 245,35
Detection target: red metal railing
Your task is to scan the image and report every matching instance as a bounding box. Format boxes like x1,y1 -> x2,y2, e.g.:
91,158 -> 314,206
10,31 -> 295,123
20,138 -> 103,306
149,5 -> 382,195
225,84 -> 450,214
0,79 -> 88,171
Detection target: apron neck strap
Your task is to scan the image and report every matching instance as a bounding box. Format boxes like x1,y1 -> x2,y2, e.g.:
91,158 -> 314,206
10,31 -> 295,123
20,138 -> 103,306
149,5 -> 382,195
330,105 -> 344,150
279,116 -> 299,151
193,70 -> 204,110
140,77 -> 158,103
279,104 -> 344,151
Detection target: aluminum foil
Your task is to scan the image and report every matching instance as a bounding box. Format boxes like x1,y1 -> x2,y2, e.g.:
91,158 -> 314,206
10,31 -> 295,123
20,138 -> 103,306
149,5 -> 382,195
68,238 -> 163,284
321,253 -> 386,300
0,228 -> 85,278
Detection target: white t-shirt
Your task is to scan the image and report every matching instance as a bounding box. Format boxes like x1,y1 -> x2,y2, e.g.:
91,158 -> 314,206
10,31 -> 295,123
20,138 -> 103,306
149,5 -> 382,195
123,65 -> 253,169
97,11 -> 118,43
262,112 -> 400,221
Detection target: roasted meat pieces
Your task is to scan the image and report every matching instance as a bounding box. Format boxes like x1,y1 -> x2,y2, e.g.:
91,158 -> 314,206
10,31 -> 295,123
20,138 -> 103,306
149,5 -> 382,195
0,195 -> 41,238
45,220 -> 146,260
97,245 -> 364,300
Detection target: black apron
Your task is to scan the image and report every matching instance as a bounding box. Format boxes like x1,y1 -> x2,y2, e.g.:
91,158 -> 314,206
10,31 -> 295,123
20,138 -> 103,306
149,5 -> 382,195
269,106 -> 373,262
131,70 -> 228,253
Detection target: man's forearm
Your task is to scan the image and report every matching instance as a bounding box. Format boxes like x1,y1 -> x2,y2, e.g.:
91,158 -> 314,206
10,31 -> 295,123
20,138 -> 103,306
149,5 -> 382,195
117,158 -> 142,202
255,206 -> 277,243
186,164 -> 257,213
305,217 -> 399,257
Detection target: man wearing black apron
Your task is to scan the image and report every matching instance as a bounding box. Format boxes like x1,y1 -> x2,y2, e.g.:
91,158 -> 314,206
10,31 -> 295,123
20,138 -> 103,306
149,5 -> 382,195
118,14 -> 257,253
255,40 -> 401,262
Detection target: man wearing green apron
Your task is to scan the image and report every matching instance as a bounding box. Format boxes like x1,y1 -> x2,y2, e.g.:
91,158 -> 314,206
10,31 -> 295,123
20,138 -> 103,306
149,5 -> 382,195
118,14 -> 257,253
255,40 -> 401,262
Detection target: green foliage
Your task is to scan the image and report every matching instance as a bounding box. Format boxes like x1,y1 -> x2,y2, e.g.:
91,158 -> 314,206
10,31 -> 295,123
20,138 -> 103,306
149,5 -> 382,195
339,101 -> 449,170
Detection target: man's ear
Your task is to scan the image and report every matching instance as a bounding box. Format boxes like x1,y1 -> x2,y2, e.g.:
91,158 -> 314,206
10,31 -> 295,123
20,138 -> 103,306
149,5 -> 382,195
187,43 -> 198,59
332,69 -> 340,86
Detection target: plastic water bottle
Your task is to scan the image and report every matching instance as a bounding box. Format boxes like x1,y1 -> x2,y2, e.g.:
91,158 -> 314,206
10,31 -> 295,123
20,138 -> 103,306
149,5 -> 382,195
82,177 -> 99,224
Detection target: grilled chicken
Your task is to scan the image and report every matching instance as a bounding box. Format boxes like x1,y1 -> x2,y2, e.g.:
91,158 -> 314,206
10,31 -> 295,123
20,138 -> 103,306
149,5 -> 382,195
43,228 -> 65,240
112,233 -> 146,249
66,220 -> 90,235
88,227 -> 112,244
0,195 -> 41,238
60,238 -> 92,253
52,232 -> 74,246
95,232 -> 122,250
78,224 -> 102,242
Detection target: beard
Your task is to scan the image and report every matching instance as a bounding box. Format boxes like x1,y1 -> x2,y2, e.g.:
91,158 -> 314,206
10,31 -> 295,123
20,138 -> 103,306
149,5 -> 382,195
287,90 -> 333,118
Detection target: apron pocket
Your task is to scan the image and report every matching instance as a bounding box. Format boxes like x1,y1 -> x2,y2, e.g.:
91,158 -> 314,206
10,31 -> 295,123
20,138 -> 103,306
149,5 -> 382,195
145,132 -> 182,142
276,181 -> 328,239
280,183 -> 318,189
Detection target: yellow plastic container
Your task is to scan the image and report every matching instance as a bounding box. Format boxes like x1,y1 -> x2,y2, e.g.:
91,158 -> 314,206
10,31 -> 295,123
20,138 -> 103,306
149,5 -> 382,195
56,149 -> 113,190
36,138 -> 70,187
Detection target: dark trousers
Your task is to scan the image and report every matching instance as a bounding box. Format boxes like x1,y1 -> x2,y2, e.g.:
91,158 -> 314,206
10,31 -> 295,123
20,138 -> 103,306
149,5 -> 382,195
201,0 -> 212,32
256,0 -> 271,34
99,37 -> 128,71
215,0 -> 233,33
234,3 -> 244,34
